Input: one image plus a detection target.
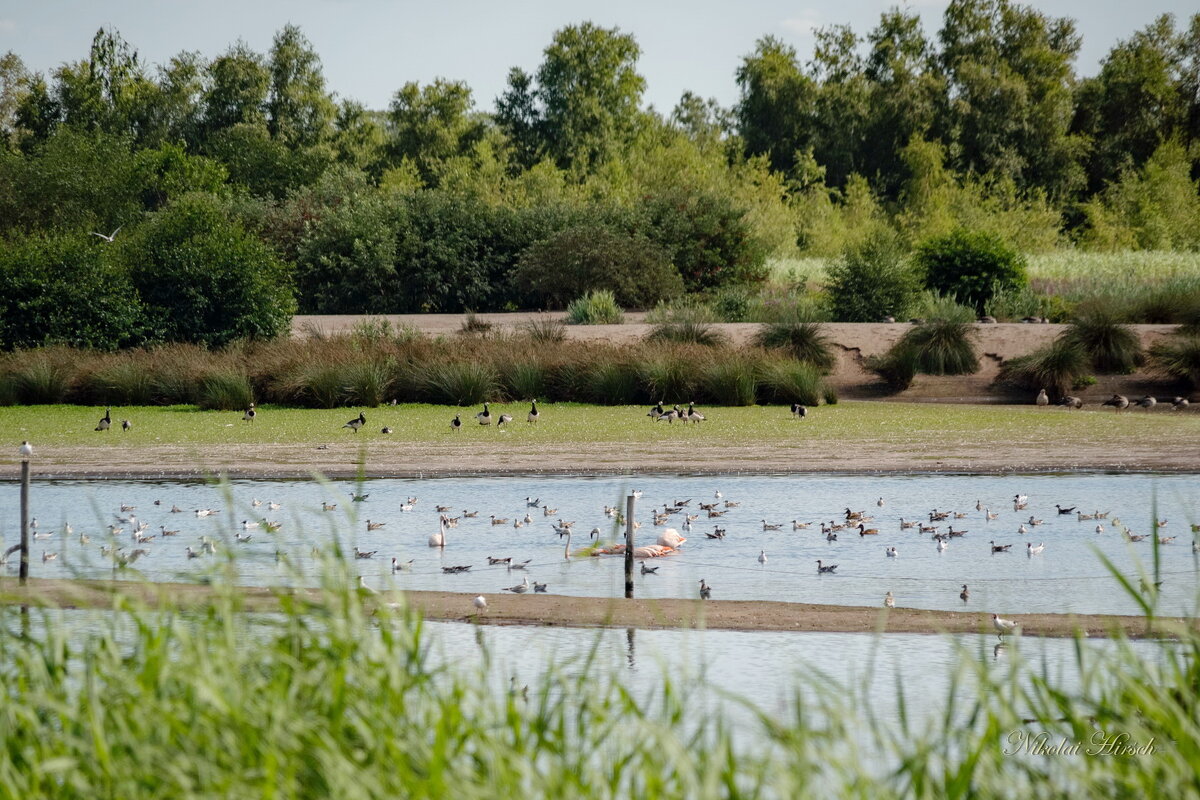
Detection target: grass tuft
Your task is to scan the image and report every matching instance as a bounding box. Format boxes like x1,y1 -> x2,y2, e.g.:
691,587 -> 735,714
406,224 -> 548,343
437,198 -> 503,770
752,320 -> 836,371
1061,308 -> 1145,374
418,362 -> 499,405
564,290 -> 625,325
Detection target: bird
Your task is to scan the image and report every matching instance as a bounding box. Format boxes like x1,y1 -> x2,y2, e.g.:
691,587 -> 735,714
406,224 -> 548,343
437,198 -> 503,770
936,539 -> 947,552
121,419 -> 132,432
527,400 -> 539,424
19,440 -> 32,458
990,540 -> 1012,553
876,497 -> 885,507
350,492 -> 368,502
1055,505 -> 1076,515
90,226 -> 122,242
428,518 -> 446,548
992,614 -> 1020,640
640,562 -> 658,575
685,402 -> 705,423
985,508 -> 999,521
381,426 -> 393,434
699,579 -> 712,600
533,581 -> 547,593
525,497 -> 540,508
503,577 -> 530,594
1172,396 -> 1190,411
497,413 -> 514,427
858,523 -> 880,536
884,591 -> 895,608
647,400 -> 665,419
816,560 -> 838,574
758,549 -> 768,564
366,520 -> 385,531
885,546 -> 897,558
391,557 -> 413,573
242,403 -> 256,423
1036,388 -> 1049,407
95,407 -> 112,431
1027,542 -> 1044,555
960,584 -> 970,602
1101,394 -> 1129,412
343,412 -> 366,433
353,548 -> 377,559
762,520 -> 781,531
1017,524 -> 1028,534
1136,395 -> 1157,410
1060,395 -> 1083,410
42,551 -> 57,562
473,595 -> 487,612
476,403 -> 492,425
790,403 -> 807,419
450,414 -> 462,431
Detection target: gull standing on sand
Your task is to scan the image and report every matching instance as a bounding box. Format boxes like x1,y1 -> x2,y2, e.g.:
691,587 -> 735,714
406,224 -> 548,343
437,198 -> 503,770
473,595 -> 487,612
992,614 -> 1020,639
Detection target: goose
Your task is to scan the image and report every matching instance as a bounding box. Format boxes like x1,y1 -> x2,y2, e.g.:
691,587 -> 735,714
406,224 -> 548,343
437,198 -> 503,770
450,414 -> 461,431
959,584 -> 970,602
90,225 -> 122,242
758,549 -> 768,564
640,562 -> 659,575
121,419 -> 132,432
791,402 -> 807,419
497,413 -> 514,427
699,579 -> 712,600
1101,394 -> 1129,412
504,576 -> 530,594
1027,542 -> 1044,555
428,518 -> 446,548
816,560 -> 838,574
381,426 -> 392,434
1060,395 -> 1083,410
975,499 -> 984,511
527,400 -> 539,424
685,402 -> 705,423
476,403 -> 492,425
858,523 -> 880,536
243,403 -> 256,423
762,520 -> 781,531
1014,494 -> 1028,505
647,400 -> 665,419
1035,388 -> 1049,407
884,591 -> 895,608
885,546 -> 897,558
992,614 -> 1020,639
1172,396 -> 1190,411
366,520 -> 385,531
990,540 -> 1012,553
1136,395 -> 1157,410
656,405 -> 681,423
343,412 -> 366,433
391,557 -> 413,572
1055,504 -> 1076,515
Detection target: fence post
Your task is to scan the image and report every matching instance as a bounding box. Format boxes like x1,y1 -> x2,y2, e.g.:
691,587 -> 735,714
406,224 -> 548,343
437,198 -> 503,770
19,458 -> 30,584
624,493 -> 635,599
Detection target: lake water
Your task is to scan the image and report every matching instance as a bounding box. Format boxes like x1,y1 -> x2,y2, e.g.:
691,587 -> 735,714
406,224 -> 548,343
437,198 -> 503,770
4,472 -> 1199,617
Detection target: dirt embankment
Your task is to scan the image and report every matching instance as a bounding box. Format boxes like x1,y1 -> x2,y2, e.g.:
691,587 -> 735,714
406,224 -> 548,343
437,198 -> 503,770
292,315 -> 1184,403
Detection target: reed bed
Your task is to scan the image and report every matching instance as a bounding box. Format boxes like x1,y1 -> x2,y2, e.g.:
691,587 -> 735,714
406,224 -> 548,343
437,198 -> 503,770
0,334 -> 833,409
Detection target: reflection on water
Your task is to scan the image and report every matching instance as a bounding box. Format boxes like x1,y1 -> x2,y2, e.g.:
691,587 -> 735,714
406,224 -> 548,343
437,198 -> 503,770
4,472 -> 1199,616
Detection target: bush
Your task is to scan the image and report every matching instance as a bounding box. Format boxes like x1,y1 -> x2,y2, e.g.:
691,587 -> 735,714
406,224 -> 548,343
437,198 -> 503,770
1,354 -> 76,404
645,320 -> 728,347
514,224 -> 683,308
417,362 -> 498,405
639,353 -> 698,403
1061,309 -> 1144,374
710,286 -> 752,322
825,230 -> 920,322
757,360 -> 826,406
914,229 -> 1027,314
701,361 -> 758,406
565,290 -> 625,325
522,316 -> 568,343
752,321 -> 836,371
341,361 -> 394,407
998,339 -> 1091,398
871,319 -> 979,388
1150,335 -> 1200,388
197,372 -> 254,410
586,362 -> 642,404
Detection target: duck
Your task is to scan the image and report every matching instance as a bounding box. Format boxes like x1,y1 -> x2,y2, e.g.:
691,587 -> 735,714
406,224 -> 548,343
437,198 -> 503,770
791,403 -> 807,419
476,403 -> 492,425
527,400 -> 540,424
343,412 -> 366,433
816,560 -> 838,574
95,407 -> 112,431
885,546 -> 897,558
243,403 -> 256,423
1027,542 -> 1044,555
858,523 -> 880,536
366,520 -> 386,531
1101,394 -> 1129,412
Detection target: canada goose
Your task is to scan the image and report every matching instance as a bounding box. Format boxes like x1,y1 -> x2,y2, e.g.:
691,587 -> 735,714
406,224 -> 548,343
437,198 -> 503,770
884,591 -> 895,608
497,413 -> 514,427
343,412 -> 366,433
121,419 -> 132,432
992,614 -> 1020,639
1027,542 -> 1044,555
959,584 -> 969,602
816,560 -> 838,574
243,403 -> 256,423
1101,394 -> 1129,412
1036,389 -> 1049,407
504,576 -> 530,594
19,440 -> 33,458
1136,395 -> 1157,410
990,540 -> 1012,553
528,400 -> 539,424
1172,396 -> 1190,410
90,225 -> 122,242
791,403 -> 807,419
656,405 -> 681,423
450,414 -> 461,431
699,579 -> 712,600
476,403 -> 492,425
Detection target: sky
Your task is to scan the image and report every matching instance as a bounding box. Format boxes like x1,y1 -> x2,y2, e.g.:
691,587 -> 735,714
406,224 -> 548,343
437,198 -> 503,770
2,1 -> 1196,115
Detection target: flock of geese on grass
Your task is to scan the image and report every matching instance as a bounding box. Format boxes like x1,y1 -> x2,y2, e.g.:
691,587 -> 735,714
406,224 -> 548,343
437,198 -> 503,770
1035,389 -> 1192,412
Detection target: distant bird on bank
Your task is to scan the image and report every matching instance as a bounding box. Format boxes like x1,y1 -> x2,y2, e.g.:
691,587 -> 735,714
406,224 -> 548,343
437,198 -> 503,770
1173,396 -> 1190,411
960,584 -> 970,602
791,403 -> 807,419
1060,395 -> 1083,410
647,400 -> 665,420
121,419 -> 132,432
992,614 -> 1021,639
96,408 -> 111,431
476,403 -> 492,425
19,440 -> 33,458
450,414 -> 461,431
1102,394 -> 1129,412
380,426 -> 392,434
503,576 -> 530,594
343,412 -> 365,433
528,400 -> 540,424
685,402 -> 705,423
699,579 -> 712,600
1136,395 -> 1157,411
884,591 -> 895,608
473,595 -> 487,612
90,225 -> 122,242
1036,389 -> 1049,407
497,413 -> 514,428
242,403 -> 256,423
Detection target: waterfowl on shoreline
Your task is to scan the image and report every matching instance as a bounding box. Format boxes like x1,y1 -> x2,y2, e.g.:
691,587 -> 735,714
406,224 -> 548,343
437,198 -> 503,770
342,412 -> 365,433
791,403 -> 807,419
993,614 -> 1020,639
960,584 -> 970,602
476,403 -> 492,425
96,407 -> 111,431
1101,394 -> 1129,412
884,591 -> 895,608
699,579 -> 712,600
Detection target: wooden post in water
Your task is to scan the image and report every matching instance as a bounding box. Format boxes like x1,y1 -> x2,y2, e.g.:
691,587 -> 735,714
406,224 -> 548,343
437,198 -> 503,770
624,493 -> 635,598
19,458 -> 30,584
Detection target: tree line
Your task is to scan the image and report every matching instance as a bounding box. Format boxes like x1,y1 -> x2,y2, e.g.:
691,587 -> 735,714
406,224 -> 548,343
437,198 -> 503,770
1,1 -> 1199,348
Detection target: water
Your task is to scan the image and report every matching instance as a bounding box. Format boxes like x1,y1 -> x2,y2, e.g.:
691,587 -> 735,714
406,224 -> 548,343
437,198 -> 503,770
4,472 -> 1198,616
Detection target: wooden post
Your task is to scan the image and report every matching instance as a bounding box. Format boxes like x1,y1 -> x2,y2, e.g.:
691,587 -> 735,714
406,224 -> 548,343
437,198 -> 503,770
19,459 -> 30,584
624,493 -> 635,598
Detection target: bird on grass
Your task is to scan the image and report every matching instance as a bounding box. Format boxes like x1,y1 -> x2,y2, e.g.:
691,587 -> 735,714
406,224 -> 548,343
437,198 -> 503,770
1136,395 -> 1157,410
528,400 -> 540,424
647,400 -> 665,420
476,403 -> 492,425
95,407 -> 112,431
1036,389 -> 1049,407
791,403 -> 807,419
992,614 -> 1020,640
685,402 -> 705,423
1060,395 -> 1083,410
242,403 -> 256,423
497,413 -> 514,428
381,426 -> 392,434
19,441 -> 32,458
1172,396 -> 1190,411
450,414 -> 461,431
343,412 -> 366,433
121,419 -> 133,432
1101,394 -> 1129,412
699,579 -> 712,600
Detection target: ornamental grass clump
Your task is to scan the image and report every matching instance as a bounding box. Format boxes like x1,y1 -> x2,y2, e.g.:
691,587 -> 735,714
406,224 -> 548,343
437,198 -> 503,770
564,290 -> 625,325
998,338 -> 1091,399
752,320 -> 836,371
1061,307 -> 1144,374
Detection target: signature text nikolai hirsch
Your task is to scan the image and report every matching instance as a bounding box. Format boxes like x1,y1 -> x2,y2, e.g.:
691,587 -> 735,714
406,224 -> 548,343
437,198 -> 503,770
1005,729 -> 1158,757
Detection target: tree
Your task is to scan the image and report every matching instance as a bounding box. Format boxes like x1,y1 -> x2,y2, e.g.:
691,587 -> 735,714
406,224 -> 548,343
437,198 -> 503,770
201,42 -> 269,138
735,36 -> 815,179
266,25 -> 333,147
130,193 -> 295,345
495,67 -> 543,171
385,79 -> 486,184
826,230 -> 920,322
914,228 -> 1027,313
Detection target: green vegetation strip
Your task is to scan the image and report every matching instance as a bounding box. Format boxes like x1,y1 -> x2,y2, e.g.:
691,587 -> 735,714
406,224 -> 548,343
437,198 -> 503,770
0,577 -> 1187,640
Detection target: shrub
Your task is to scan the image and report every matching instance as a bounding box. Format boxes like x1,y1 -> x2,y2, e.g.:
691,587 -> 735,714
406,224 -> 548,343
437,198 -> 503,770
417,362 -> 498,405
342,361 -> 394,407
644,297 -> 718,325
645,320 -> 728,347
639,353 -> 698,403
752,321 -> 836,371
757,360 -> 825,406
998,339 -> 1091,398
871,319 -> 979,388
514,224 -> 683,308
564,290 -> 625,325
1061,309 -> 1144,374
1150,336 -> 1200,387
825,230 -> 920,322
197,372 -> 254,410
866,346 -> 920,390
914,229 -> 1027,314
586,362 -> 642,404
1,355 -> 76,404
701,361 -> 758,406
522,316 -> 567,343
710,286 -> 752,322
498,361 -> 549,401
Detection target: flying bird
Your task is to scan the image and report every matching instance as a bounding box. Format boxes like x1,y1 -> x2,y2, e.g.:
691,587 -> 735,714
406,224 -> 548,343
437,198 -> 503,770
90,226 -> 122,242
